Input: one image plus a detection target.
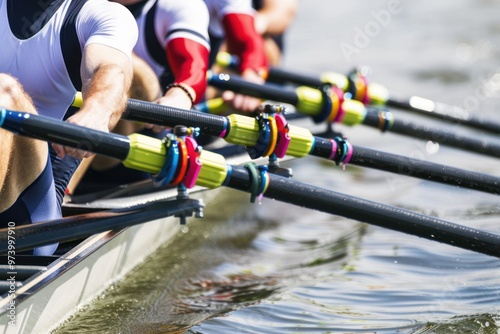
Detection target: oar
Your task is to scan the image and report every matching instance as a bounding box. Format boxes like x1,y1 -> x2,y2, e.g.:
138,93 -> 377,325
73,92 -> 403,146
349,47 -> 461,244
1,108 -> 500,258
0,199 -> 203,254
116,98 -> 500,195
217,51 -> 500,134
207,72 -> 500,159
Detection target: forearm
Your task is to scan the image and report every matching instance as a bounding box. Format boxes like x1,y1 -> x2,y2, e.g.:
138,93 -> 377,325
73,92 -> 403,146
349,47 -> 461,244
166,38 -> 209,104
80,63 -> 131,131
223,13 -> 267,74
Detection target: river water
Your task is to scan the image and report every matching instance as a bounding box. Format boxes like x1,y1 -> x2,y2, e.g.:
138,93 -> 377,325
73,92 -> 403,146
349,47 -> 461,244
56,0 -> 500,333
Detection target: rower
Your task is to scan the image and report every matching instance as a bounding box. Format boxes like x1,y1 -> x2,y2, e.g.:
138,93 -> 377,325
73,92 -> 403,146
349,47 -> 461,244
204,0 -> 269,113
0,0 -> 137,255
77,0 -> 211,190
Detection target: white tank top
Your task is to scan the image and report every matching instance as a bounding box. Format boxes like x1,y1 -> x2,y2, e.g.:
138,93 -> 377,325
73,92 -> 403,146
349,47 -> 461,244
0,0 -> 137,120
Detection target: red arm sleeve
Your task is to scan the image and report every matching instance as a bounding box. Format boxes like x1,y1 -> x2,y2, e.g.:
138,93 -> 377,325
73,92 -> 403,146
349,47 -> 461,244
166,38 -> 209,104
222,13 -> 268,74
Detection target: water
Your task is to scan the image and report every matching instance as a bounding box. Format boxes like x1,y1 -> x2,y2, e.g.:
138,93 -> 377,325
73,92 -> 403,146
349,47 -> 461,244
55,0 -> 500,333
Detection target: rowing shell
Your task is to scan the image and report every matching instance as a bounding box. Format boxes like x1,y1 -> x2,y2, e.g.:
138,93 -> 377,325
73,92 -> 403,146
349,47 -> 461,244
0,141 -> 268,333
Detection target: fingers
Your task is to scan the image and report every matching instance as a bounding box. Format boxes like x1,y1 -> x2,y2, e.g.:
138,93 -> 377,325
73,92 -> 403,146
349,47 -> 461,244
51,143 -> 95,160
222,90 -> 262,113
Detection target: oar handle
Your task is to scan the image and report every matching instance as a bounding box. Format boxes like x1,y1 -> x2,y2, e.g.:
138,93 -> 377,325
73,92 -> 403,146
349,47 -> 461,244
267,67 -> 324,87
208,72 -> 299,105
124,99 -> 228,138
0,108 -> 130,160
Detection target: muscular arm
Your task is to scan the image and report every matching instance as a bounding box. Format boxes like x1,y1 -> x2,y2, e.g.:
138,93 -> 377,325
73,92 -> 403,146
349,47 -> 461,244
223,13 -> 267,74
53,43 -> 133,159
163,37 -> 209,106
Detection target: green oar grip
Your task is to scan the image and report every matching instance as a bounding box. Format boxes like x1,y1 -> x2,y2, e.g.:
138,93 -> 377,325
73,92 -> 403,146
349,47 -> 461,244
287,125 -> 315,157
202,98 -> 228,114
216,51 -> 236,68
294,86 -> 325,116
124,133 -> 228,189
225,114 -> 259,147
367,82 -> 390,105
123,133 -> 166,174
341,99 -> 367,126
320,72 -> 349,91
197,150 -> 228,189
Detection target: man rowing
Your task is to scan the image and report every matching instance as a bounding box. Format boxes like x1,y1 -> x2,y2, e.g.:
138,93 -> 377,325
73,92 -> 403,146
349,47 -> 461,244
0,0 -> 137,255
81,0 -> 211,186
204,0 -> 268,113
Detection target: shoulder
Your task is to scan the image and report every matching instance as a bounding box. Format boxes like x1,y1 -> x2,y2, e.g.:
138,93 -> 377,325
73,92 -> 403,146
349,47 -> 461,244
156,0 -> 208,19
78,0 -> 137,28
157,0 -> 207,11
76,0 -> 138,57
155,0 -> 209,30
206,0 -> 254,16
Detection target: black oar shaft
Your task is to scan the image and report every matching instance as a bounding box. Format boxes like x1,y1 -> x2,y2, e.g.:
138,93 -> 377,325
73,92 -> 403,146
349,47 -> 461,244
262,65 -> 500,135
121,98 -> 500,195
363,110 -> 500,158
266,67 -> 324,88
208,73 -> 500,159
208,73 -> 299,105
0,199 -> 202,254
350,146 -> 500,194
311,136 -> 500,195
124,99 -> 228,137
226,166 -> 500,258
2,110 -> 130,160
386,96 -> 500,134
3,109 -> 500,258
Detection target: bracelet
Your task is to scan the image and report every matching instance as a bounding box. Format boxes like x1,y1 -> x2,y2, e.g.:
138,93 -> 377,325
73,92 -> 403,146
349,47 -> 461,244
165,83 -> 195,109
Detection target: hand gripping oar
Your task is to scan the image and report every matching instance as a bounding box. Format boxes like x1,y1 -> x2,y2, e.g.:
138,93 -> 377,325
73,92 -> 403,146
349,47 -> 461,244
1,109 -> 500,258
207,72 -> 500,159
217,51 -> 500,134
116,98 -> 500,195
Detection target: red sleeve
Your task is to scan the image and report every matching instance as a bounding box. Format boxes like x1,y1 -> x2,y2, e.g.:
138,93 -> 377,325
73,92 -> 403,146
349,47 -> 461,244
222,12 -> 268,74
166,38 -> 209,104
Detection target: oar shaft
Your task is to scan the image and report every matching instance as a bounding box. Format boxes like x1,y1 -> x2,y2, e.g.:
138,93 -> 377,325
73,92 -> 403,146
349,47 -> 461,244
363,110 -> 500,158
386,96 -> 500,134
0,199 -> 202,254
208,73 -> 500,159
350,146 -> 500,194
124,99 -> 228,137
266,67 -> 324,88
310,136 -> 500,194
208,72 -> 299,105
264,64 -> 500,135
226,166 -> 500,258
0,109 -> 130,160
3,109 -> 500,258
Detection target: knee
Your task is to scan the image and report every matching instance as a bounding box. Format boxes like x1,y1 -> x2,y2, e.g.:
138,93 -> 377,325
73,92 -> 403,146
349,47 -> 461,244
0,73 -> 35,111
0,73 -> 23,95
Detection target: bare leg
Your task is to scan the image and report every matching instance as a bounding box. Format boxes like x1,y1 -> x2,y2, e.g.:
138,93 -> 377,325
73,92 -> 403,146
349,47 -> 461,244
0,74 -> 48,212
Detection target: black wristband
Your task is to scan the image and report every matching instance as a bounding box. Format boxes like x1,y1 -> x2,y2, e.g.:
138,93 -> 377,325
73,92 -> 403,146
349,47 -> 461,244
165,83 -> 195,109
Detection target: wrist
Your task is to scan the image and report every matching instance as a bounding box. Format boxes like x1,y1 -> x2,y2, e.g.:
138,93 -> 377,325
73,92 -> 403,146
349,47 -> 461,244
165,83 -> 195,109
